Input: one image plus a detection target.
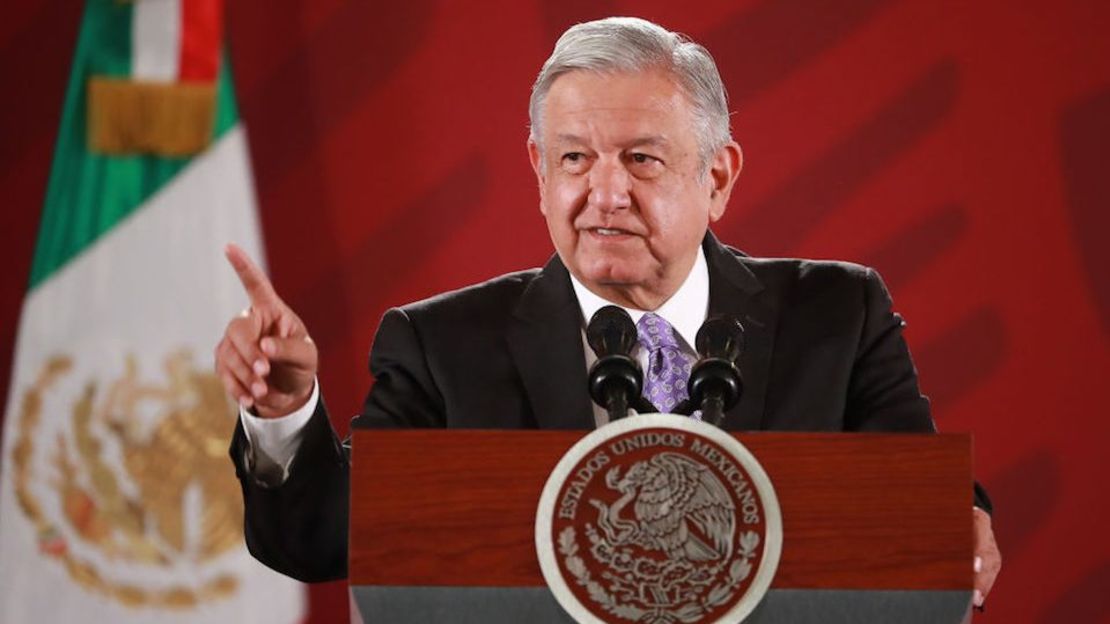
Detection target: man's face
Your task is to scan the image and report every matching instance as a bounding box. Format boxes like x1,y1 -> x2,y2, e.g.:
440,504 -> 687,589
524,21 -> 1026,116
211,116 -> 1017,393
528,69 -> 741,310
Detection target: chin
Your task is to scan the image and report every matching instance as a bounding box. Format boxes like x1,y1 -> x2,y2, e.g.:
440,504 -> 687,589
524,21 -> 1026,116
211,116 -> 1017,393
577,259 -> 648,289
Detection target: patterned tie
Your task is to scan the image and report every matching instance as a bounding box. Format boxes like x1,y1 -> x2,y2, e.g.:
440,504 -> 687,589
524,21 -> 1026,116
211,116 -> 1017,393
636,313 -> 695,413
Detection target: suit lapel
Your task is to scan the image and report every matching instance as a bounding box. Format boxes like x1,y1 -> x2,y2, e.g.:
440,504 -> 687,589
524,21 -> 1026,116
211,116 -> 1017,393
703,232 -> 779,431
506,255 -> 595,430
506,236 -> 778,432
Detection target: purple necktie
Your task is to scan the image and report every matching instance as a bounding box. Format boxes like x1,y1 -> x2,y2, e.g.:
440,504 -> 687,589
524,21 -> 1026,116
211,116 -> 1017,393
636,313 -> 695,413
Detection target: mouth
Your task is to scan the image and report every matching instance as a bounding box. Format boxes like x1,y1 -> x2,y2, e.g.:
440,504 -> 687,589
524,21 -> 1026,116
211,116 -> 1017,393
584,227 -> 637,238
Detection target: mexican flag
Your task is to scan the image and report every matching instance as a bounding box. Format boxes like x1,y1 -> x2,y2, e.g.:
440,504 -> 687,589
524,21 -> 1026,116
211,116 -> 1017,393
0,0 -> 305,621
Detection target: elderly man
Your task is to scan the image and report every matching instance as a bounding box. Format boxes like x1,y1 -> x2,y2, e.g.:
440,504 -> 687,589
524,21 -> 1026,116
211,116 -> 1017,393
217,16 -> 1000,608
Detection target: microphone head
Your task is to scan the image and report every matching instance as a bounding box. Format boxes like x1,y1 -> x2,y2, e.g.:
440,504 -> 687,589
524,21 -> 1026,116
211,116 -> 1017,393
586,305 -> 638,357
695,316 -> 745,362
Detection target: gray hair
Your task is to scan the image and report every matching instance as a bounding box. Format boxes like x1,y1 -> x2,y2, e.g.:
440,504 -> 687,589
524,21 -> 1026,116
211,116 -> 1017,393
529,17 -> 731,166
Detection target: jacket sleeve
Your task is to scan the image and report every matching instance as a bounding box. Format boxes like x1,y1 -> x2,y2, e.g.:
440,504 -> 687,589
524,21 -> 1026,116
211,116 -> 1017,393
228,306 -> 448,582
230,397 -> 350,582
845,267 -> 935,433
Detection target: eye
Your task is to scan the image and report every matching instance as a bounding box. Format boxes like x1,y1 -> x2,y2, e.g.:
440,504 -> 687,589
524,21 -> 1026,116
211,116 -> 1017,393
628,152 -> 664,167
627,152 -> 664,177
560,152 -> 589,173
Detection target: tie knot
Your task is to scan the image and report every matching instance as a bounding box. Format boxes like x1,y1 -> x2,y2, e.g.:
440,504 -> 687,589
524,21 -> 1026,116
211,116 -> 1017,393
636,313 -> 681,351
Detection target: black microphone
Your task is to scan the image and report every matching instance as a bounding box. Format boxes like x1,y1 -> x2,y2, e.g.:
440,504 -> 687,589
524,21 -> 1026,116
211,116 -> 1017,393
687,316 -> 745,426
586,306 -> 643,422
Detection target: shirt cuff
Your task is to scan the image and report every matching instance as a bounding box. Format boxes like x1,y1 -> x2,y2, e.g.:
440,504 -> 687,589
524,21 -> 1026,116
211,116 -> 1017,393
239,378 -> 319,484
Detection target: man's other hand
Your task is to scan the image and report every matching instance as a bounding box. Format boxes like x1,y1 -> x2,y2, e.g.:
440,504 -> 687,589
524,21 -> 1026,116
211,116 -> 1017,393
972,506 -> 1002,609
214,243 -> 318,418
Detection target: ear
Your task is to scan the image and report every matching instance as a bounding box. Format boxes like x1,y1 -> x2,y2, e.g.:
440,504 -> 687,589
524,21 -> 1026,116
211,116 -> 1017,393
527,138 -> 548,214
707,141 -> 743,223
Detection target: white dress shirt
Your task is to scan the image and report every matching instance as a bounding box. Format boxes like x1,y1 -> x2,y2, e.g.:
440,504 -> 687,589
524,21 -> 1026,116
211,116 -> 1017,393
240,247 -> 710,478
239,375 -> 318,482
570,247 -> 709,426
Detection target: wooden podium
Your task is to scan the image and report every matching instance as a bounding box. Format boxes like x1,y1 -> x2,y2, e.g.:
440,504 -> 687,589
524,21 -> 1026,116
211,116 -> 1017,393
349,430 -> 975,623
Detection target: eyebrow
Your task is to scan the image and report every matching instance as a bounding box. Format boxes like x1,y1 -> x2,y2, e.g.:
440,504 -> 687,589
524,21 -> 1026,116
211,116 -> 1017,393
551,134 -> 671,149
553,133 -> 588,146
623,136 -> 670,150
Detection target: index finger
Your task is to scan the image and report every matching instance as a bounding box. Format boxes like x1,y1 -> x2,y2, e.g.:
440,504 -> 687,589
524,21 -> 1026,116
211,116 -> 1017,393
225,243 -> 280,306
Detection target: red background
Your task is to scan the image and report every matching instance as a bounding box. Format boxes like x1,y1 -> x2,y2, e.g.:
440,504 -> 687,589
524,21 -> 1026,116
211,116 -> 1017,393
3,1 -> 1109,622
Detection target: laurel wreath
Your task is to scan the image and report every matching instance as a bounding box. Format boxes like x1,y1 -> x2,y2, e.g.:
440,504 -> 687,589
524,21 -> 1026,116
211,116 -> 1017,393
701,531 -> 759,614
559,526 -> 648,620
11,356 -> 238,609
558,525 -> 759,623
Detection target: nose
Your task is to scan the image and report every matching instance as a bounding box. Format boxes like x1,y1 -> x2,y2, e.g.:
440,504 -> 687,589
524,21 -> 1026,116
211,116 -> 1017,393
588,156 -> 631,213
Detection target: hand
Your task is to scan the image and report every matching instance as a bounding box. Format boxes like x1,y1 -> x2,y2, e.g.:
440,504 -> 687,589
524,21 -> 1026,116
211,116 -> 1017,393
972,506 -> 1002,609
214,243 -> 318,418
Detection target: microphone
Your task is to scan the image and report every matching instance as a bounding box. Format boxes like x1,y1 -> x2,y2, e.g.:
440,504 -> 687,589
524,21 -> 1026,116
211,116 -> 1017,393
687,316 -> 745,426
586,306 -> 643,422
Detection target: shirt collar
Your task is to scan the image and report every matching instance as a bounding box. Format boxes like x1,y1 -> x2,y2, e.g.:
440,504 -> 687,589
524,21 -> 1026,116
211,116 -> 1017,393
568,246 -> 709,351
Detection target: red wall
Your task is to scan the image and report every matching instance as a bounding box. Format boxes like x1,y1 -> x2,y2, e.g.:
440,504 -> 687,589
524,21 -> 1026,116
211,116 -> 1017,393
3,1 -> 1109,622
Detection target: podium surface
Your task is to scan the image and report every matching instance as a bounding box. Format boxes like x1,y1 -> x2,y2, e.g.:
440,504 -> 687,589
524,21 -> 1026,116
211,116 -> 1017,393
350,430 -> 973,622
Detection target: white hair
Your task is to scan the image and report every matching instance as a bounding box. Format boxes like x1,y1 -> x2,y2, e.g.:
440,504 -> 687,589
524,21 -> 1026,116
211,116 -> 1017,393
529,17 -> 732,167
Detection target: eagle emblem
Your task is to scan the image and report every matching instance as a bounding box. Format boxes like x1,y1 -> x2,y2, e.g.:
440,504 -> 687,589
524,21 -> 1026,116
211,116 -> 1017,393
10,351 -> 243,609
537,415 -> 781,624
590,452 -> 736,566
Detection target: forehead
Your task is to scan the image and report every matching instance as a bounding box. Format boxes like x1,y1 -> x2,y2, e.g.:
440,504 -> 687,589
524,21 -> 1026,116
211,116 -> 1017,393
540,69 -> 698,146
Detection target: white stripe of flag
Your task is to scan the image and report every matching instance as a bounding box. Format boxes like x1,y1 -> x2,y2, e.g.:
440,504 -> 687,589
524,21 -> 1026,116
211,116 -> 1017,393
132,0 -> 182,82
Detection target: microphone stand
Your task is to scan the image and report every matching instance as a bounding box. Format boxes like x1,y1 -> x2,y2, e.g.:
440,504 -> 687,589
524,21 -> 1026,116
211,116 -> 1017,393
588,353 -> 642,422
586,306 -> 644,421
687,316 -> 746,427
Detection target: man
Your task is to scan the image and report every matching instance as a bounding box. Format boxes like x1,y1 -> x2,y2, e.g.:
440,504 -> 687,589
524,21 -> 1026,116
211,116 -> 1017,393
216,17 -> 1001,607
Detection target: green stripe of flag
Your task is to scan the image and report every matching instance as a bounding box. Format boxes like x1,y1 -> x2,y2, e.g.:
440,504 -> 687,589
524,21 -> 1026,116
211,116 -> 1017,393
29,0 -> 240,290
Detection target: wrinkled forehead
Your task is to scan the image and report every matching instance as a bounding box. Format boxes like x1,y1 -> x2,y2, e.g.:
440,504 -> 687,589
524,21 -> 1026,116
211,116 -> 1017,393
539,69 -> 699,146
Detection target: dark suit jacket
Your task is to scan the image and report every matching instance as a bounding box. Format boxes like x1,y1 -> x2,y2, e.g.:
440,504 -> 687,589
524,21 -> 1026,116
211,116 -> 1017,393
230,233 -> 946,582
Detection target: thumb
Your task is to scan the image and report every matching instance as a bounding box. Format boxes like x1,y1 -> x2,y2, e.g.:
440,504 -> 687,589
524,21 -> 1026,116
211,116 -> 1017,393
260,335 -> 317,368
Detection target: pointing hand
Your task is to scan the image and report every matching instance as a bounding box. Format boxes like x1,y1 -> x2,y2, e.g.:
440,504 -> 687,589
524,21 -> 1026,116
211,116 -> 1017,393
214,243 -> 318,418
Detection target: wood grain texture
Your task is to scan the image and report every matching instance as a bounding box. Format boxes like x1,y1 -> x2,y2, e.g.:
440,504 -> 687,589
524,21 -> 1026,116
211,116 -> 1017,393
349,431 -> 972,591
